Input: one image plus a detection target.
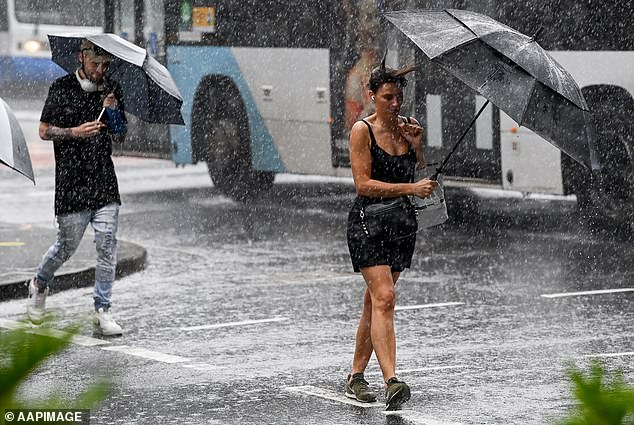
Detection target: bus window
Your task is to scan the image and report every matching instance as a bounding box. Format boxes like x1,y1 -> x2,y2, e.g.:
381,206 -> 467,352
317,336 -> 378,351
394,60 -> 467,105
14,0 -> 102,26
0,0 -> 7,32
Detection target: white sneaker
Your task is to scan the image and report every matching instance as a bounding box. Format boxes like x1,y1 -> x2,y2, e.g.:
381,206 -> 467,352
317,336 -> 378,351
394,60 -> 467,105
94,308 -> 123,336
26,278 -> 48,324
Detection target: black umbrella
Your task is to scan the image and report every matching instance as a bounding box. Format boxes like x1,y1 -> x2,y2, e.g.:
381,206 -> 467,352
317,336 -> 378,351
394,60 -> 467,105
385,9 -> 599,177
48,33 -> 184,125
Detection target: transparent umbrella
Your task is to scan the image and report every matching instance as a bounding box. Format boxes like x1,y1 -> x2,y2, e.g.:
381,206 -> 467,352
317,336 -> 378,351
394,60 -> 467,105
0,97 -> 34,184
385,8 -> 599,177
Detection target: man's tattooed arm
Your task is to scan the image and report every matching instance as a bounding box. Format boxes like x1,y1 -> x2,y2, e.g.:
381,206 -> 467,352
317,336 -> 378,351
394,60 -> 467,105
43,125 -> 74,141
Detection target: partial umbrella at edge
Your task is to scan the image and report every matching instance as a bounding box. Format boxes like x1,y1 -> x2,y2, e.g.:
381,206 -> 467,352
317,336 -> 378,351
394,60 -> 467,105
384,8 -> 598,171
0,98 -> 35,184
48,33 -> 184,125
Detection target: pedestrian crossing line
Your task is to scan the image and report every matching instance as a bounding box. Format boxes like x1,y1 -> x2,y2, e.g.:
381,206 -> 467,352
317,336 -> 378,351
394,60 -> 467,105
541,288 -> 634,298
181,317 -> 289,331
583,351 -> 634,358
101,345 -> 191,364
395,302 -> 465,311
0,319 -> 192,362
284,385 -> 383,408
0,318 -> 109,346
365,365 -> 469,377
181,362 -> 226,371
382,409 -> 464,425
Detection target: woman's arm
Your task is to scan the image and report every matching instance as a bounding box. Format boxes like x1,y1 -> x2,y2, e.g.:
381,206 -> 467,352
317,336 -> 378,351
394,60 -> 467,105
350,120 -> 436,198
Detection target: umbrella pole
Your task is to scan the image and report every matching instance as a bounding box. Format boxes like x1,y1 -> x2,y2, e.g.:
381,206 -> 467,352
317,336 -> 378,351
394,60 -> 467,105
432,99 -> 490,180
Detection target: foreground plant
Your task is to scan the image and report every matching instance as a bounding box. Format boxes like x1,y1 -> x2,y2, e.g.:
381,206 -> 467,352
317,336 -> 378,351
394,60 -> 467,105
557,359 -> 634,425
0,323 -> 110,420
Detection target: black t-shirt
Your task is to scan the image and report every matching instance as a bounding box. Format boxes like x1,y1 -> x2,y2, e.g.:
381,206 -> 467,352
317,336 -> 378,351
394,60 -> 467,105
40,74 -> 126,215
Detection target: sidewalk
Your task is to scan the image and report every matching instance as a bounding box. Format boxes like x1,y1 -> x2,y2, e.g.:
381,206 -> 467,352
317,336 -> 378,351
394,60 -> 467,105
0,222 -> 147,301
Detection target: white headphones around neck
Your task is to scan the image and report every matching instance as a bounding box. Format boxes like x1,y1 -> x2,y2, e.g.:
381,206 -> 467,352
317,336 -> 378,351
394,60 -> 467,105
75,69 -> 105,92
371,96 -> 375,101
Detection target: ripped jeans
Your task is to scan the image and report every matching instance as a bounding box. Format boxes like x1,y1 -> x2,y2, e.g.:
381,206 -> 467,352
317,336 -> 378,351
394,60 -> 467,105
35,203 -> 119,311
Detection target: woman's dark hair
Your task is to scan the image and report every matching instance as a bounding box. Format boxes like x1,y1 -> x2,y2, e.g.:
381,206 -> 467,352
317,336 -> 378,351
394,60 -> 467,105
368,53 -> 418,93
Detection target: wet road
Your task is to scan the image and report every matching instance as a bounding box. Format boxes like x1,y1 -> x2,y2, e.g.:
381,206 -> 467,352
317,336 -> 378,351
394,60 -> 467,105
1,158 -> 633,424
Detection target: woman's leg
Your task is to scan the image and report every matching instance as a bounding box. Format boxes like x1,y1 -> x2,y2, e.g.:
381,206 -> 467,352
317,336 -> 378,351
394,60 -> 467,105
360,264 -> 398,382
351,288 -> 373,374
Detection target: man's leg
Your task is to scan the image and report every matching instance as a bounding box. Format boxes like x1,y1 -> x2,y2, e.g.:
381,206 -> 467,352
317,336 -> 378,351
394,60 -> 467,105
28,211 -> 89,323
90,204 -> 122,336
90,203 -> 119,311
35,212 -> 90,287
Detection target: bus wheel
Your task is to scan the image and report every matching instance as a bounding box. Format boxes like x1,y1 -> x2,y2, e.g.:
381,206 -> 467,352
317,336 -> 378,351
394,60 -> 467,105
575,95 -> 634,227
193,77 -> 274,201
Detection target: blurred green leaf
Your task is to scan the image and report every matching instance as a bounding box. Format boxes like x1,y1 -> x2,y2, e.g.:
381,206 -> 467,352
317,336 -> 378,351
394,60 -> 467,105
557,359 -> 634,425
0,322 -> 110,417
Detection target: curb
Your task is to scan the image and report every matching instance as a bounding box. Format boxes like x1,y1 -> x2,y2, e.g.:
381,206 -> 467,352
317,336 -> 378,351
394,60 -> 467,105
0,240 -> 147,302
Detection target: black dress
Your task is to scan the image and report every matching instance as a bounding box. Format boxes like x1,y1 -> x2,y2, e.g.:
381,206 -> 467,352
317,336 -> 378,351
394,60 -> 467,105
347,119 -> 418,273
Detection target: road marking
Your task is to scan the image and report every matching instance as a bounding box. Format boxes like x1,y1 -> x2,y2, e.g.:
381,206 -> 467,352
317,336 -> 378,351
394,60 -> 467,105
541,288 -> 634,298
365,365 -> 468,376
285,385 -> 383,408
583,352 -> 634,358
101,345 -> 190,364
181,317 -> 289,331
286,386 -> 463,424
0,241 -> 25,247
382,410 -> 464,425
0,318 -> 111,346
182,362 -> 226,371
395,302 -> 464,311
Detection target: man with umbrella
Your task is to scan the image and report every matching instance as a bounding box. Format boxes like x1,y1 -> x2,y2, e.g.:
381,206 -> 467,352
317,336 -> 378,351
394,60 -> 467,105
27,39 -> 127,336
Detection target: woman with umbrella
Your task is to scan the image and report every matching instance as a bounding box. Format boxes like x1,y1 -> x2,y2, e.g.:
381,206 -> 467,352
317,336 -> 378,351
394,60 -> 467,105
345,58 -> 438,410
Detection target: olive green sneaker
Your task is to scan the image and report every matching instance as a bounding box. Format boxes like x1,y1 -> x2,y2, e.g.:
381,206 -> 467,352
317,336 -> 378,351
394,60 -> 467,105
345,373 -> 377,402
385,377 -> 410,410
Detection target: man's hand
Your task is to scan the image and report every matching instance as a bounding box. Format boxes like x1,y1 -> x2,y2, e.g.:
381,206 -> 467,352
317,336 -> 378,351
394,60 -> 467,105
73,120 -> 105,138
102,93 -> 118,109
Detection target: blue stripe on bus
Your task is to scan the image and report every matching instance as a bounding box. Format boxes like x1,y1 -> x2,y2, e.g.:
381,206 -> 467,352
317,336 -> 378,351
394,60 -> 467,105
167,46 -> 285,172
0,56 -> 65,85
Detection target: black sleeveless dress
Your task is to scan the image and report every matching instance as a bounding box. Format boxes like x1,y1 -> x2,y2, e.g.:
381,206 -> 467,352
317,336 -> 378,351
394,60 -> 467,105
347,119 -> 418,272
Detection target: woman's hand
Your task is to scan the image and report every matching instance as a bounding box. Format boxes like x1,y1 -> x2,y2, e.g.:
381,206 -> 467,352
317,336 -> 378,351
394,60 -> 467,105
398,120 -> 423,147
412,178 -> 439,199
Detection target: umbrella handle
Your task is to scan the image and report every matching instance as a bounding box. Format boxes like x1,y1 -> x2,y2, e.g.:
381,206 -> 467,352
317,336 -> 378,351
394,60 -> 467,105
434,99 -> 490,180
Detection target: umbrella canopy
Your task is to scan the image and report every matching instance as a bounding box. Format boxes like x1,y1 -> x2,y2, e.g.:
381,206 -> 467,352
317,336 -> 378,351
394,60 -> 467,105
48,33 -> 184,125
385,8 -> 598,171
0,98 -> 35,183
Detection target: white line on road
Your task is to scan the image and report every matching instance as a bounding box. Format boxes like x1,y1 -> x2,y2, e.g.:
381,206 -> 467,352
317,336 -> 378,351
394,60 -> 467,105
285,385 -> 383,408
382,410 -> 464,425
365,365 -> 469,376
541,288 -> 634,298
100,345 -> 191,364
395,302 -> 465,311
181,317 -> 289,331
286,386 -> 463,424
583,352 -> 634,358
0,318 -> 109,346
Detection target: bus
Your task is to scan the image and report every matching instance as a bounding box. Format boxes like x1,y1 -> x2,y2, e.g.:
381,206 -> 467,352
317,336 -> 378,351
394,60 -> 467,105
0,0 -> 103,90
107,0 -> 634,226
